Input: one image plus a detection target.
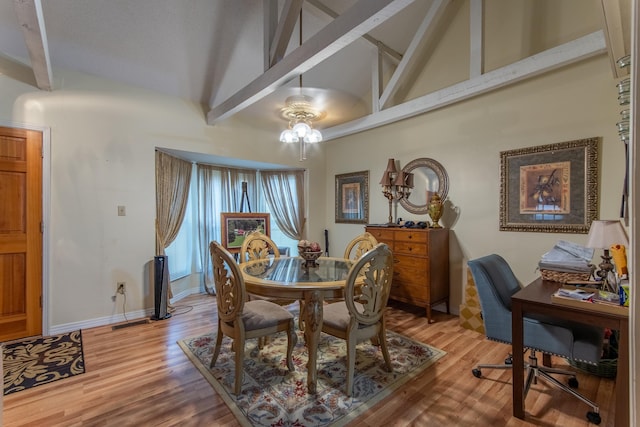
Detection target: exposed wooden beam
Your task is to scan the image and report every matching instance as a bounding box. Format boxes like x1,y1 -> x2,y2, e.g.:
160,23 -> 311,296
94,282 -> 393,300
306,0 -> 403,62
323,31 -> 607,141
269,0 -> 303,68
13,0 -> 52,91
371,44 -> 384,113
379,0 -> 454,109
0,53 -> 38,88
264,0 -> 278,71
207,0 -> 415,125
469,0 -> 484,78
599,0 -> 631,78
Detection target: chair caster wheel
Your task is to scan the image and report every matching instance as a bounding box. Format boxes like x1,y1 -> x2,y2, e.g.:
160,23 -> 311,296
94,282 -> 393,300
472,368 -> 482,378
586,411 -> 601,425
568,377 -> 579,388
505,356 -> 512,365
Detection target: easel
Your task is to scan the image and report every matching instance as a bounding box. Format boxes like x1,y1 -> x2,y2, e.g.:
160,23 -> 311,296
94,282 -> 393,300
235,182 -> 250,262
240,181 -> 251,213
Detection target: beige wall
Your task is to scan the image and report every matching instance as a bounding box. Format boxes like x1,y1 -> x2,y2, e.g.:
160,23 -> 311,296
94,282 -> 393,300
0,70 -> 328,329
0,48 -> 625,328
0,0 -> 627,351
325,55 -> 625,315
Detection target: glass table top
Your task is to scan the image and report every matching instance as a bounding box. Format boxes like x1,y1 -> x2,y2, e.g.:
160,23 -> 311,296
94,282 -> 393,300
241,257 -> 352,284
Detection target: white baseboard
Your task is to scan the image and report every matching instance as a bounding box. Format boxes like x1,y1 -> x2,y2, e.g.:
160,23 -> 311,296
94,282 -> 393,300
48,287 -> 203,335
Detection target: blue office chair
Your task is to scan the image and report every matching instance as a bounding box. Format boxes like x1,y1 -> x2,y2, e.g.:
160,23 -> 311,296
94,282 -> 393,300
468,254 -> 604,425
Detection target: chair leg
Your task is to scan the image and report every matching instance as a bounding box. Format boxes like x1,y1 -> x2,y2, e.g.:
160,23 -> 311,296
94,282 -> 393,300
234,339 -> 244,395
536,369 -> 600,414
527,351 -> 600,419
210,325 -> 224,368
298,300 -> 305,331
523,365 -> 536,399
345,339 -> 356,397
378,328 -> 392,372
285,320 -> 297,372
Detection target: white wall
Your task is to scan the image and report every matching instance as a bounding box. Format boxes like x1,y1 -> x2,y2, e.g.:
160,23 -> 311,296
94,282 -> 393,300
325,55 -> 625,315
0,70 -> 328,331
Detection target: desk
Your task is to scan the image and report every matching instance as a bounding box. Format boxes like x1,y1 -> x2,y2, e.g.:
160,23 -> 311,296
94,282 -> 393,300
241,256 -> 353,394
511,278 -> 629,426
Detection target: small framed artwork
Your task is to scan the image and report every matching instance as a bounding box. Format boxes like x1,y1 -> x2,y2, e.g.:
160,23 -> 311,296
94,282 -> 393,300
220,212 -> 270,252
335,171 -> 369,224
500,137 -> 599,233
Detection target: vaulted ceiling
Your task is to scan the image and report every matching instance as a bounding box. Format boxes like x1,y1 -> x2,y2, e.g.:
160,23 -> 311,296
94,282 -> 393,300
0,0 -> 630,142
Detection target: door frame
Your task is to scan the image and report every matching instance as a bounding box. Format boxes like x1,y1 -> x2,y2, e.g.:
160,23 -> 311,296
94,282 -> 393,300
0,120 -> 51,336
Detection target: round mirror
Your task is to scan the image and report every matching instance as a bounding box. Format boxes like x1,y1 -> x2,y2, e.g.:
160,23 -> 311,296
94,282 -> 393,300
399,158 -> 449,215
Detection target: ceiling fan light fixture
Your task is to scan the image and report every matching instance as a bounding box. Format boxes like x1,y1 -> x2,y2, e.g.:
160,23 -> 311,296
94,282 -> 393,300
280,94 -> 324,160
304,128 -> 323,143
279,129 -> 298,143
292,121 -> 311,137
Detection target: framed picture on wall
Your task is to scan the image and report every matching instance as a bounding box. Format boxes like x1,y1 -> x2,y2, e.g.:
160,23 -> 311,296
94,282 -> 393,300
499,137 -> 599,233
220,212 -> 270,252
335,171 -> 369,224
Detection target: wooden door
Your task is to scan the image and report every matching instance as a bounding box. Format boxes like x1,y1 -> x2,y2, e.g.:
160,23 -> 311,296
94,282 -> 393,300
0,126 -> 42,341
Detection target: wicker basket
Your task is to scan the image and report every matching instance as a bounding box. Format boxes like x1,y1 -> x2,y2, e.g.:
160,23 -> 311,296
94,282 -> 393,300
540,269 -> 591,283
569,358 -> 617,378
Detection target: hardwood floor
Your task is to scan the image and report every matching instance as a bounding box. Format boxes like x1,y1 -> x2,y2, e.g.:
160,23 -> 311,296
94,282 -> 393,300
3,293 -> 617,426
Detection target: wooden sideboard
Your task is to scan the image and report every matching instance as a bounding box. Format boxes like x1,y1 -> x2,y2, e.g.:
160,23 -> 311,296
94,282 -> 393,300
365,226 -> 450,323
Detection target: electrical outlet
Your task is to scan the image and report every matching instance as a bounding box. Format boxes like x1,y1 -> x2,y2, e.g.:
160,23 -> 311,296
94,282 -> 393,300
116,282 -> 126,294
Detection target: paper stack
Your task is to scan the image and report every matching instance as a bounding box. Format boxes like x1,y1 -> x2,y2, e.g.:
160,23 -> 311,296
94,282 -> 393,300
539,240 -> 594,274
556,288 -> 594,300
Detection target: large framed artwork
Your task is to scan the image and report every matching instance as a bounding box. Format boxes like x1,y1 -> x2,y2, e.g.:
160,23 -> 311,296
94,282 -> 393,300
221,212 -> 270,253
500,137 -> 599,233
335,171 -> 369,224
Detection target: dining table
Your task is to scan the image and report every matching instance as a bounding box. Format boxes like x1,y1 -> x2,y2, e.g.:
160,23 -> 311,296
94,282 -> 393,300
240,256 -> 354,394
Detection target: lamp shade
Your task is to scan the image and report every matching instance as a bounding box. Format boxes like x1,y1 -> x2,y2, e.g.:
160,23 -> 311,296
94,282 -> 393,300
379,158 -> 397,185
586,220 -> 629,249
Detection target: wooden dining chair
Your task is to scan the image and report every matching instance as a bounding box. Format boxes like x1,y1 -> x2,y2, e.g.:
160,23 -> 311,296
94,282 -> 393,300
240,231 -> 301,332
343,232 -> 378,261
321,243 -> 394,396
209,241 -> 297,395
239,231 -> 281,263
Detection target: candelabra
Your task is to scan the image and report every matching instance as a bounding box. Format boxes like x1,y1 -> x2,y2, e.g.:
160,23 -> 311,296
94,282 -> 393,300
379,158 -> 414,224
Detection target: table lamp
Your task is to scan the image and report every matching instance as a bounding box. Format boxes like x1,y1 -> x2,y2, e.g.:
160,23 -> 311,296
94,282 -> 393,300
586,219 -> 629,291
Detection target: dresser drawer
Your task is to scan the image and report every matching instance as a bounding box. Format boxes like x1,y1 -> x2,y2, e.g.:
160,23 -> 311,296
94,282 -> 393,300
394,254 -> 426,269
394,241 -> 428,257
393,230 -> 428,243
366,228 -> 394,243
394,264 -> 429,285
390,280 -> 428,304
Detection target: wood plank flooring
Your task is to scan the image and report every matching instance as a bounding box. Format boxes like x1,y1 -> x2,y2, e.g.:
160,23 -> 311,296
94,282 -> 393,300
2,293 -> 617,426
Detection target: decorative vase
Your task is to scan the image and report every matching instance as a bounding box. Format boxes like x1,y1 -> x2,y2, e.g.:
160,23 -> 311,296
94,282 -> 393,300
299,250 -> 322,268
428,193 -> 444,228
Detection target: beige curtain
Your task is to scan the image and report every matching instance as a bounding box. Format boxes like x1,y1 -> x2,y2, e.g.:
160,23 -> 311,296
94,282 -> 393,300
260,170 -> 305,240
196,164 -> 258,292
155,151 -> 192,302
155,151 -> 192,256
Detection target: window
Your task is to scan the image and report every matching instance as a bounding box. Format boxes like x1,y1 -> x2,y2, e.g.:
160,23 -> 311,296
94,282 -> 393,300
165,164 -> 198,281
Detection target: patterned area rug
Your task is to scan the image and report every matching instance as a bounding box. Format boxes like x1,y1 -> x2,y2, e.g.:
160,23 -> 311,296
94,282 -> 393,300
178,326 -> 445,427
2,330 -> 85,395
